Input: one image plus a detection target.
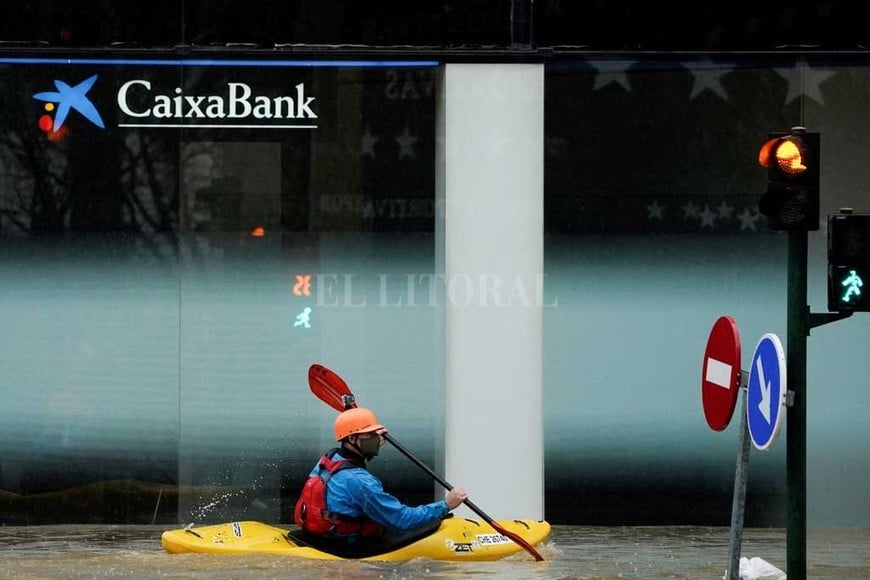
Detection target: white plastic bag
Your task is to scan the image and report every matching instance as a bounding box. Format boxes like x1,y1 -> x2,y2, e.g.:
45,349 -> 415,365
738,556 -> 787,580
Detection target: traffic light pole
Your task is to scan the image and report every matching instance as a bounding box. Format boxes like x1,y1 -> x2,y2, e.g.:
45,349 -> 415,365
786,231 -> 808,580
787,231 -> 853,578
761,128 -> 854,576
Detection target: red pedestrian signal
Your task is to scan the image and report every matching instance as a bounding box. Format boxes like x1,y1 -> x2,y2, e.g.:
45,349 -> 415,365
293,275 -> 312,297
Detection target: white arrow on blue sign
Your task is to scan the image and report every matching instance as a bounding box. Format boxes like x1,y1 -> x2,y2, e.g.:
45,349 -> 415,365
747,333 -> 786,450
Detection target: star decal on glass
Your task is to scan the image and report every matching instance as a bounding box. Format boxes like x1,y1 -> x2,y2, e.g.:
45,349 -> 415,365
774,58 -> 835,106
592,61 -> 634,92
396,127 -> 419,159
646,200 -> 665,220
687,60 -> 734,101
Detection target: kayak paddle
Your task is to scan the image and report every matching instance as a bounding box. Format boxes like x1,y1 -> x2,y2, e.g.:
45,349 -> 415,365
307,363 -> 545,561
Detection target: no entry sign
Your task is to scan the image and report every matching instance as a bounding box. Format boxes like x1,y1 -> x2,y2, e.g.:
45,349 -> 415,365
701,316 -> 742,431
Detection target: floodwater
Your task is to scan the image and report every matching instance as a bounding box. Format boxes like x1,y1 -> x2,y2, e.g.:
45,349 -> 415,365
1,525 -> 868,579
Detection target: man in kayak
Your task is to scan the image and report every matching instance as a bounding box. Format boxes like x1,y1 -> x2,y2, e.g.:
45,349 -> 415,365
295,407 -> 468,554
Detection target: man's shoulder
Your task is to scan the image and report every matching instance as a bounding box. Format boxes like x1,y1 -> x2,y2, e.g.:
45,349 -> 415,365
333,463 -> 374,477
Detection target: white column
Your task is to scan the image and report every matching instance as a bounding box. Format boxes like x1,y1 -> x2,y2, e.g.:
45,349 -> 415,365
435,63 -> 544,520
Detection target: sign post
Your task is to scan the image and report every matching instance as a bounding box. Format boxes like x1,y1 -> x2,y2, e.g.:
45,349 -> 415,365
727,380 -> 751,580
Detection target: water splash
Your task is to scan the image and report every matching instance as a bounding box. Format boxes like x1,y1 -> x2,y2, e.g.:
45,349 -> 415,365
185,456 -> 281,521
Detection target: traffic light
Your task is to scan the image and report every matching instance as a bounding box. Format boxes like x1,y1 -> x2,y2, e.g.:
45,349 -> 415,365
828,212 -> 870,312
757,128 -> 820,231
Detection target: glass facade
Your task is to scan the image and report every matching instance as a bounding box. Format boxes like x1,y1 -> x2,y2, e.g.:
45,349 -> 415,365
0,59 -> 443,523
2,50 -> 870,528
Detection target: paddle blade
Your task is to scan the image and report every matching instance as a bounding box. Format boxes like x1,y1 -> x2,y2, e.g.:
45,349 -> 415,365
488,521 -> 545,561
308,364 -> 358,412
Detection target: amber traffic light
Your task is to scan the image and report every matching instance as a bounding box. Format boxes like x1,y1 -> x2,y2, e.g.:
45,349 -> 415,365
757,128 -> 820,231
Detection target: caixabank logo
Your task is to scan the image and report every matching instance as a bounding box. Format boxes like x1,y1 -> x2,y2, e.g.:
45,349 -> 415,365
116,80 -> 319,128
33,74 -> 106,140
33,73 -> 318,138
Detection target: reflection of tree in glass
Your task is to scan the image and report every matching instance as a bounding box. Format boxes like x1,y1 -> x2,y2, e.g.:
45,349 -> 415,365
0,71 -> 177,243
117,132 -> 178,234
0,78 -> 69,233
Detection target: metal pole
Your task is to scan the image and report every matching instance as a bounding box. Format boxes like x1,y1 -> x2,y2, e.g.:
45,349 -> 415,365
727,383 -> 751,580
787,230 -> 808,579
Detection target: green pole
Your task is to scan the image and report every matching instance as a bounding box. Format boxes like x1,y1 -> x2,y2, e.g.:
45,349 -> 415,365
787,230 -> 807,579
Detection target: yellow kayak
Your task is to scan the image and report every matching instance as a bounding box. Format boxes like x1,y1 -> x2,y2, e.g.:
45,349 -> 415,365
162,517 -> 550,561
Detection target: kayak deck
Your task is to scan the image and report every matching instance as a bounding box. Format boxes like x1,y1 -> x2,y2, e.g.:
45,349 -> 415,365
162,518 -> 551,561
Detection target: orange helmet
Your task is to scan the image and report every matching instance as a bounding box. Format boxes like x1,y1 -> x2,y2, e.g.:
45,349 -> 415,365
334,407 -> 385,441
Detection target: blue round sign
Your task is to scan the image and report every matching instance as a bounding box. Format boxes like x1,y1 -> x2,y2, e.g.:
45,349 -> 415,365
747,333 -> 786,450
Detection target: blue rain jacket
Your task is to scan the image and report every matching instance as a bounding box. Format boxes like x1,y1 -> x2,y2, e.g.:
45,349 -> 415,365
308,451 -> 449,535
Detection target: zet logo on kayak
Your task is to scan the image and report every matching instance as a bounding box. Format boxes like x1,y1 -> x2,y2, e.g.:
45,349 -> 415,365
445,539 -> 475,553
33,74 -> 106,139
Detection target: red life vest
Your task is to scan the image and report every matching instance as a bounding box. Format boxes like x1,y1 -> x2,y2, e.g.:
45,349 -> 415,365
294,449 -> 383,537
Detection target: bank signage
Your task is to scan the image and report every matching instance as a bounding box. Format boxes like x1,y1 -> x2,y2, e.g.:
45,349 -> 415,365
33,74 -> 106,132
116,80 -> 318,127
34,73 -> 319,133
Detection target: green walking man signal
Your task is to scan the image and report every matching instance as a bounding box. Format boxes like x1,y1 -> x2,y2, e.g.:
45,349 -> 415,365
828,212 -> 870,312
840,270 -> 864,303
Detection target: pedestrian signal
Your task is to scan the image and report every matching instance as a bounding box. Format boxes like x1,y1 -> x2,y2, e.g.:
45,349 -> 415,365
828,212 -> 870,312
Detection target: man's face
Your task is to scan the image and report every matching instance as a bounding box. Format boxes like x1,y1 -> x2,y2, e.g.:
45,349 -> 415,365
353,431 -> 385,457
